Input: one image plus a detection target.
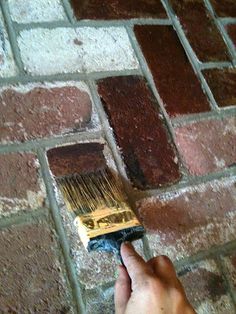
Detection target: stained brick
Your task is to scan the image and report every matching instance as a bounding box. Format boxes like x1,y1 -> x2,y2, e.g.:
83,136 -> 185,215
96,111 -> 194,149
203,68 -> 236,107
169,0 -> 230,62
179,260 -> 234,313
18,27 -> 138,75
98,76 -> 181,189
134,25 -> 210,117
210,0 -> 236,17
227,24 -> 236,48
0,220 -> 74,313
0,11 -> 17,77
70,0 -> 166,20
8,0 -> 66,23
174,117 -> 236,176
0,82 -> 93,143
0,152 -> 45,217
222,253 -> 236,291
138,178 -> 236,260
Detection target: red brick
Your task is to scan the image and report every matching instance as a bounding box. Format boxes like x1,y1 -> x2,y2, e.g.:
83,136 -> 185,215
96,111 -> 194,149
210,0 -> 236,17
0,152 -> 45,216
227,24 -> 236,47
134,25 -> 210,117
97,76 -> 181,189
169,0 -> 230,62
179,260 -> 234,313
0,220 -> 74,313
203,68 -> 236,108
137,178 -> 236,260
0,83 -> 92,143
174,117 -> 236,176
70,0 -> 167,20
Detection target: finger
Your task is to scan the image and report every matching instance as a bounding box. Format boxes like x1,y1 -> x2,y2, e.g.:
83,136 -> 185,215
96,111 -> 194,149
115,265 -> 131,314
147,255 -> 178,284
121,242 -> 151,285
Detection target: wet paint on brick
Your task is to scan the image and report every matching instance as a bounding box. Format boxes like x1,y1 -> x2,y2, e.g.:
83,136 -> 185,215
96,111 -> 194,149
0,220 -> 74,313
0,82 -> 93,143
210,0 -> 236,17
203,68 -> 236,107
0,153 -> 45,217
179,260 -> 234,313
137,178 -> 236,260
169,0 -> 230,62
227,24 -> 236,48
70,0 -> 167,20
134,25 -> 210,117
174,117 -> 236,176
98,76 -> 181,189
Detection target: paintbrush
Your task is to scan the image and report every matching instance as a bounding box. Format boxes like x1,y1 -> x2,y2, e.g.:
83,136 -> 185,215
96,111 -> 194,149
47,143 -> 144,257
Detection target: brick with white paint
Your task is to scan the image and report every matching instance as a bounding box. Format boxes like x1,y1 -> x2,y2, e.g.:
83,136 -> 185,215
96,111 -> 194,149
17,27 -> 139,75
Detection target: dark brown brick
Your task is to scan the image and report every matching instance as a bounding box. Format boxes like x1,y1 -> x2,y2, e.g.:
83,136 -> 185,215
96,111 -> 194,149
227,24 -> 236,47
0,83 -> 92,143
134,25 -> 210,117
47,143 -> 106,177
70,0 -> 167,20
97,76 -> 181,189
211,0 -> 236,17
169,0 -> 230,62
179,260 -> 234,312
0,221 -> 73,313
203,68 -> 236,107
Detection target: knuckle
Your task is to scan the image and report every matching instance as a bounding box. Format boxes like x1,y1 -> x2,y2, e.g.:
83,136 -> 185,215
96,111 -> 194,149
158,255 -> 173,265
170,286 -> 185,302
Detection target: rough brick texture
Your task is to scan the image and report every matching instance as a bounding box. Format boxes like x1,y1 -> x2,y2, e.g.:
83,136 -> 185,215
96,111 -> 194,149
227,24 -> 236,48
134,25 -> 210,117
8,0 -> 66,23
70,0 -> 166,19
174,117 -> 236,176
18,27 -> 138,75
0,82 -> 93,143
0,153 -> 45,217
0,12 -> 17,77
179,260 -> 235,313
138,178 -> 236,260
203,68 -> 236,107
98,76 -> 181,189
210,0 -> 236,17
0,220 -> 74,313
222,253 -> 236,292
169,0 -> 230,62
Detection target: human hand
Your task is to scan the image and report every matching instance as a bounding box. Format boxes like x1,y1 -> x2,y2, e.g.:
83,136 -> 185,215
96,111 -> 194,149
115,242 -> 195,314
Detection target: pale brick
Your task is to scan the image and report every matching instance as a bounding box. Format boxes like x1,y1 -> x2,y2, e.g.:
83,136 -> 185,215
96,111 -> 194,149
18,27 -> 139,75
8,0 -> 66,23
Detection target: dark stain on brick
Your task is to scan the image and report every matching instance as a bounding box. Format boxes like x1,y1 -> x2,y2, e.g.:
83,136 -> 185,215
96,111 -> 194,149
134,25 -> 210,117
0,86 -> 92,143
0,221 -> 73,312
231,255 -> 236,269
97,76 -> 181,189
70,0 -> 167,20
47,143 -> 106,177
211,0 -> 236,17
227,24 -> 236,47
169,0 -> 230,62
203,68 -> 236,107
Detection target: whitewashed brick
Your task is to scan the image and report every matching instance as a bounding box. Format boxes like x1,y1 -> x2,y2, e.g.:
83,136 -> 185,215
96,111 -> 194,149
17,27 -> 139,75
0,12 -> 17,77
8,0 -> 66,23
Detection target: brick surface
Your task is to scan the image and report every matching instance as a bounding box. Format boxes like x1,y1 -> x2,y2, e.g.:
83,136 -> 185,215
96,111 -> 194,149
18,27 -> 138,75
70,0 -> 166,20
210,0 -> 236,17
0,82 -> 93,143
137,178 -> 236,261
0,152 -> 45,217
203,68 -> 236,108
227,24 -> 236,48
222,253 -> 236,292
98,76 -> 181,189
8,0 -> 66,23
179,260 -> 235,313
134,25 -> 210,117
174,117 -> 236,176
0,220 -> 74,313
85,285 -> 114,314
0,12 -> 17,77
169,0 -> 230,62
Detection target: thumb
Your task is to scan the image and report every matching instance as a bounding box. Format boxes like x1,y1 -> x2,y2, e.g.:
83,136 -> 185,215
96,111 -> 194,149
115,265 -> 131,314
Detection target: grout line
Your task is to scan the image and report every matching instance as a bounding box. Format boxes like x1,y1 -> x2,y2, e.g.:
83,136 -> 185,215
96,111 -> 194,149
220,17 -> 236,25
0,0 -> 25,73
199,61 -> 233,70
61,0 -> 75,24
37,148 -> 86,314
